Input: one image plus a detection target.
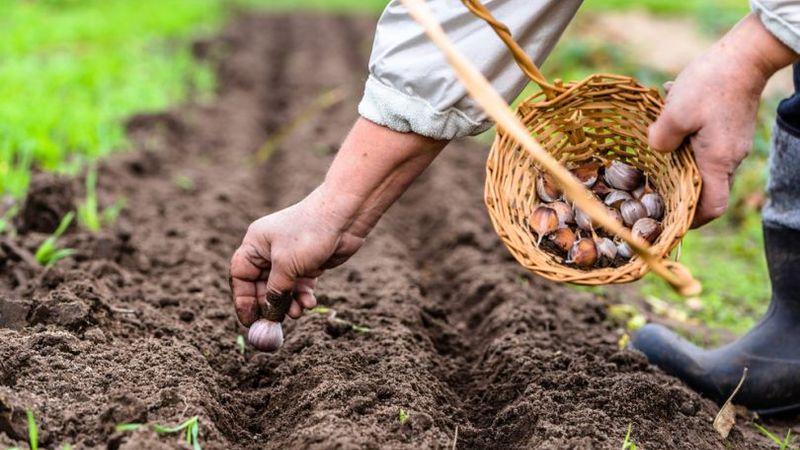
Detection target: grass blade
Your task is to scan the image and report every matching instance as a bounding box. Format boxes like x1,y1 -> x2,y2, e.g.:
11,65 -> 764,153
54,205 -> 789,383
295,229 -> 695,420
26,410 -> 38,450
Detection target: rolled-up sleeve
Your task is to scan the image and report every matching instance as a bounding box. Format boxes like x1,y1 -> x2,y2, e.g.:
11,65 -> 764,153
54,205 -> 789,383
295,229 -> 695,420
751,0 -> 800,54
358,0 -> 583,140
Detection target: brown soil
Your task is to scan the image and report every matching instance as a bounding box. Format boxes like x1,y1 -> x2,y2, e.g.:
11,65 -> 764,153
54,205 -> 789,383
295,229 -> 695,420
0,13 -> 781,449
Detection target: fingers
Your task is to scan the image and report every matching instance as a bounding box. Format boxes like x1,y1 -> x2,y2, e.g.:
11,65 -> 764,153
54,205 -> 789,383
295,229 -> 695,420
648,106 -> 697,153
287,278 -> 317,319
230,243 -> 268,327
692,168 -> 731,228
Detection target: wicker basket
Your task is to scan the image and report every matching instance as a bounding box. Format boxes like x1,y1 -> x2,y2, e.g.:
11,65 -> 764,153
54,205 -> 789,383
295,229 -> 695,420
462,0 -> 702,286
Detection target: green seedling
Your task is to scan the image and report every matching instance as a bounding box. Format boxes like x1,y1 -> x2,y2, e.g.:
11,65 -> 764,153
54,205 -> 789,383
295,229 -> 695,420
116,416 -> 201,450
34,212 -> 75,267
236,334 -> 246,355
26,409 -> 38,450
309,307 -> 370,333
397,408 -> 409,425
621,424 -> 637,450
77,167 -> 126,232
754,423 -> 795,450
0,204 -> 18,235
173,175 -> 195,192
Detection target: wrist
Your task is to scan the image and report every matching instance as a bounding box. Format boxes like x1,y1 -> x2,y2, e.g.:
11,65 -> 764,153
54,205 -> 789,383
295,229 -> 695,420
722,14 -> 796,84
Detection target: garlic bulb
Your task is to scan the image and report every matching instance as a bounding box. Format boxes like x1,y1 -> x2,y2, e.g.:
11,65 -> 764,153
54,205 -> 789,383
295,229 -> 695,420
248,319 -> 284,352
620,199 -> 647,227
549,201 -> 574,227
632,184 -> 652,200
549,227 -> 576,253
604,189 -> 632,208
591,180 -> 612,197
566,238 -> 597,268
536,173 -> 561,202
571,162 -> 600,188
574,207 -> 594,231
632,217 -> 662,243
616,240 -> 634,260
530,206 -> 558,245
641,192 -> 664,220
604,160 -> 644,191
595,237 -> 617,261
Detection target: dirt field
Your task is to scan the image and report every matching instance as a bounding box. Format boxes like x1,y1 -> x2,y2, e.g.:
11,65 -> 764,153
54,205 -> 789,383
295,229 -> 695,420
0,14 -> 776,449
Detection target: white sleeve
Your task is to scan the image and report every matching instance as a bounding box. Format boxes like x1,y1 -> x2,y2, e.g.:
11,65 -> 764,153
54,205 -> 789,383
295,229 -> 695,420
358,0 -> 583,140
751,0 -> 800,54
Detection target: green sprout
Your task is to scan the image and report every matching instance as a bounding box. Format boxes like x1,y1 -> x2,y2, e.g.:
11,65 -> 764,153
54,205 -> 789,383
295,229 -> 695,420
34,212 -> 76,267
754,423 -> 794,450
173,175 -> 195,192
0,204 -> 18,235
27,410 -> 38,450
621,424 -> 637,450
307,306 -> 331,314
116,416 -> 201,450
397,408 -> 409,425
77,167 -> 126,232
236,334 -> 246,355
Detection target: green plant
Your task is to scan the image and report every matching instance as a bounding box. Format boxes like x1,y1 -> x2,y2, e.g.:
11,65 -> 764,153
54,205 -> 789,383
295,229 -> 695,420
621,424 -> 637,450
236,334 -> 246,355
34,212 -> 76,267
116,416 -> 202,450
0,204 -> 18,235
26,409 -> 39,450
754,423 -> 795,450
397,408 -> 409,425
77,167 -> 126,232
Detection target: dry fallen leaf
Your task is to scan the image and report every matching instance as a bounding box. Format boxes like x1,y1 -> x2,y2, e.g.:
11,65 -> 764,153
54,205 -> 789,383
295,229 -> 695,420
713,367 -> 748,439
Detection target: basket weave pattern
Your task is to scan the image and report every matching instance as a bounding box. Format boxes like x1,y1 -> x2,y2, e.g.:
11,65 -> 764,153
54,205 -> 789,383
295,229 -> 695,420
485,75 -> 702,284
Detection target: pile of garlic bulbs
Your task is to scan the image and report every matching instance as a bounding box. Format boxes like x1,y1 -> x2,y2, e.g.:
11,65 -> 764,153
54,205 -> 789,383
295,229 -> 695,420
530,160 -> 663,269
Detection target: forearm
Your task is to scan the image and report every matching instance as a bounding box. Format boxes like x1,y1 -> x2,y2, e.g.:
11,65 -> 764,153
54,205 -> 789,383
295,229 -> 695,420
318,118 -> 447,238
720,14 -> 796,86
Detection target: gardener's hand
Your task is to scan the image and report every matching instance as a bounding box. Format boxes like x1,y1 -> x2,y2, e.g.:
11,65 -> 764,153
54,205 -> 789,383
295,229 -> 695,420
648,14 -> 796,227
230,118 -> 446,327
229,187 -> 365,326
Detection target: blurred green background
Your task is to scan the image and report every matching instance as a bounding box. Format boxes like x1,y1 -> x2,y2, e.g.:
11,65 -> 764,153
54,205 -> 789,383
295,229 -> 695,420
0,0 -> 777,337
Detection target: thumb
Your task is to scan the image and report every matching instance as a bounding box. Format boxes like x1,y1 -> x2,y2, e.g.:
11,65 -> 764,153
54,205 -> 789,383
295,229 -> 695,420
262,261 -> 296,321
648,105 -> 695,153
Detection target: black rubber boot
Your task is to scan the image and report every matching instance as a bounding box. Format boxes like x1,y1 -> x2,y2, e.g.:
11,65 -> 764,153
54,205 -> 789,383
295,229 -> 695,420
631,223 -> 800,415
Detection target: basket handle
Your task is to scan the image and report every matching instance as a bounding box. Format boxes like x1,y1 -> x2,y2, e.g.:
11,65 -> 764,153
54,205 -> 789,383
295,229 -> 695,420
398,0 -> 701,297
460,0 -> 559,99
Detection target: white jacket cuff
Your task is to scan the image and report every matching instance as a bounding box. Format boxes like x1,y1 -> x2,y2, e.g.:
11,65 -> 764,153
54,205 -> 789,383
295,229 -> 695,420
751,0 -> 800,54
358,75 -> 492,140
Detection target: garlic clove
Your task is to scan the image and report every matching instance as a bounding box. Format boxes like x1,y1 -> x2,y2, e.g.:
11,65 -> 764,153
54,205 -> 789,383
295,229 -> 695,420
536,173 -> 562,202
604,160 -> 644,191
571,162 -> 600,188
620,199 -> 647,227
530,206 -> 559,246
549,201 -> 574,227
248,319 -> 284,352
632,183 -> 652,200
549,227 -> 576,253
591,180 -> 612,197
595,237 -> 617,261
631,217 -> 662,243
566,238 -> 598,268
616,240 -> 634,260
641,192 -> 665,220
607,208 -> 624,228
574,206 -> 594,231
604,189 -> 633,208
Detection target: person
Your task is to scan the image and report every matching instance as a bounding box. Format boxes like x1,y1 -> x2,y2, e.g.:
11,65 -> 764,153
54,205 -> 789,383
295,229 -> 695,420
229,0 -> 800,414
